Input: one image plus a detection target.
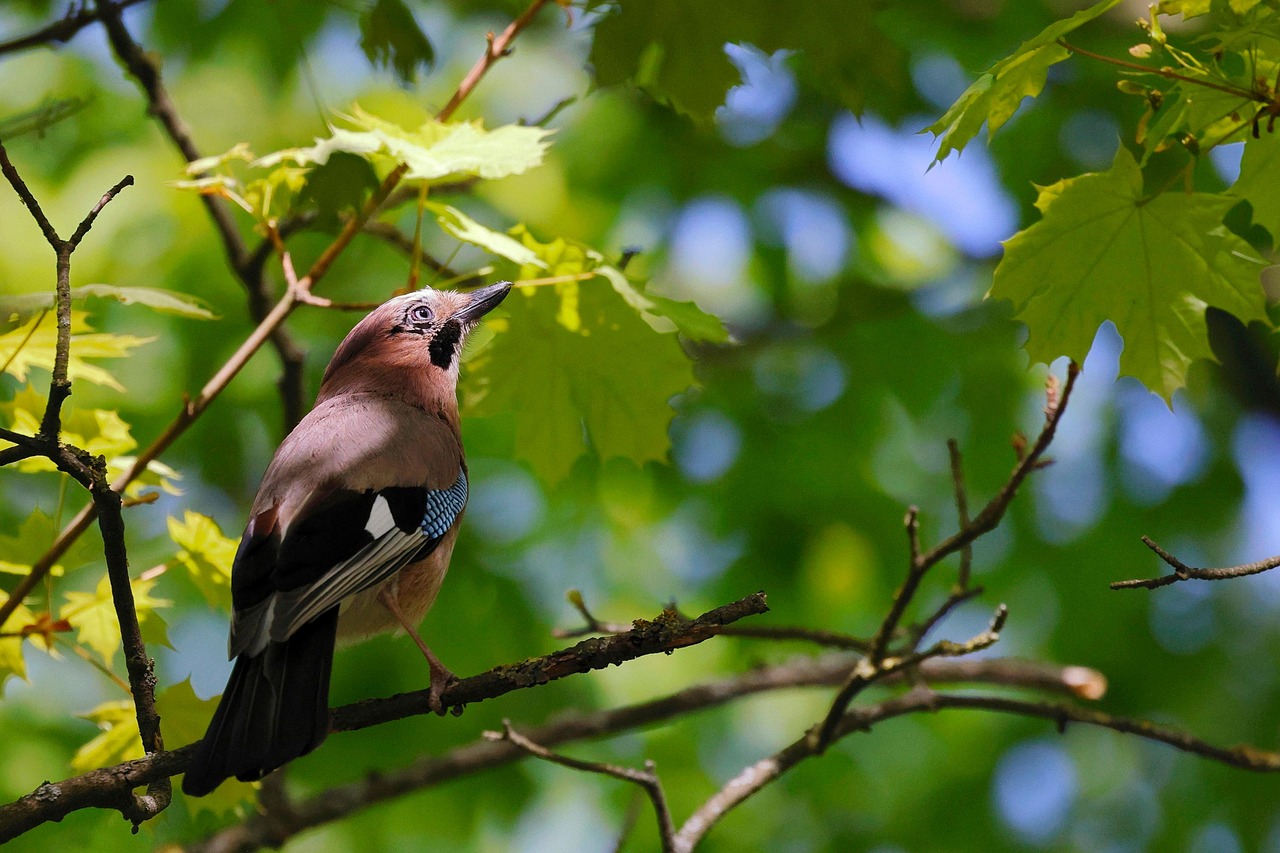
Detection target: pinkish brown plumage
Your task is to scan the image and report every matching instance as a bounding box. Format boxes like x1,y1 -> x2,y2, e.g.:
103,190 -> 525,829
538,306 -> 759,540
182,282 -> 511,797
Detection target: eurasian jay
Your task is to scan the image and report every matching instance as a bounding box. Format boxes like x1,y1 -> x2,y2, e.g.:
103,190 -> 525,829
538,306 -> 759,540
181,281 -> 512,797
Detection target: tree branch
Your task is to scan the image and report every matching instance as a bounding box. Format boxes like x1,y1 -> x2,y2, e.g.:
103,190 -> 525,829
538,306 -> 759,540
1111,536 -> 1280,590
0,594 -> 766,841
0,144 -> 165,827
486,722 -> 676,852
183,654 -> 1109,853
0,0 -> 151,57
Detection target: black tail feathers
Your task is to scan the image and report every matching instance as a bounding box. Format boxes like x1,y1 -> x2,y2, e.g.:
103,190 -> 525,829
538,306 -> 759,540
182,607 -> 340,797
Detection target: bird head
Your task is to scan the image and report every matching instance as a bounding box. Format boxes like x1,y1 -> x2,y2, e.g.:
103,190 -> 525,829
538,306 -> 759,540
317,281 -> 511,403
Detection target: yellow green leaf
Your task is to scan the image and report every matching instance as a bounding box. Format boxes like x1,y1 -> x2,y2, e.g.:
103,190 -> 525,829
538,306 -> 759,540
0,595 -> 38,689
60,574 -> 172,667
0,311 -> 152,390
1,386 -> 142,475
158,680 -> 258,812
426,202 -> 546,269
72,699 -> 143,772
258,106 -> 552,183
0,285 -> 216,328
168,512 -> 238,607
0,508 -> 84,576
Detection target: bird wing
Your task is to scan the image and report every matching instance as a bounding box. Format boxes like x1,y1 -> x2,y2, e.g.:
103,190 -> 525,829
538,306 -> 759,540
229,471 -> 468,658
227,394 -> 466,659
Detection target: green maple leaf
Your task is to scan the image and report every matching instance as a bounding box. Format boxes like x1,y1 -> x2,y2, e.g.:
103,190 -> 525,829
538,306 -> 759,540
928,0 -> 1125,163
991,146 -> 1267,399
590,0 -> 908,122
168,512 -> 238,608
0,311 -> 152,390
464,284 -> 696,482
0,506 -> 100,577
1231,131 -> 1280,240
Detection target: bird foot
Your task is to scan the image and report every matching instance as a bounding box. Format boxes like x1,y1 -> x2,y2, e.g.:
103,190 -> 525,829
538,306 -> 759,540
427,666 -> 459,716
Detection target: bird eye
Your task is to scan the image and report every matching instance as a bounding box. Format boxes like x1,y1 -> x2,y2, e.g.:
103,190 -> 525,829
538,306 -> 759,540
408,304 -> 433,326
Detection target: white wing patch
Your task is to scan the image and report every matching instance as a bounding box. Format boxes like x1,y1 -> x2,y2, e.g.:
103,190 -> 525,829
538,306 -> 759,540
364,495 -> 396,538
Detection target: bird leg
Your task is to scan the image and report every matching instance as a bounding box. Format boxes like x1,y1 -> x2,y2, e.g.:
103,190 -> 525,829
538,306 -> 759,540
377,587 -> 458,715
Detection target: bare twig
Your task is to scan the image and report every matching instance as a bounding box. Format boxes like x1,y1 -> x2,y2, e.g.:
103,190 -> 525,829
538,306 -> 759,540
0,0 -> 151,57
486,721 -> 676,852
868,364 -> 1078,665
948,438 -> 973,588
555,592 -> 872,651
672,684 -> 1280,851
436,0 -> 556,122
0,143 -> 166,827
1111,536 -> 1280,590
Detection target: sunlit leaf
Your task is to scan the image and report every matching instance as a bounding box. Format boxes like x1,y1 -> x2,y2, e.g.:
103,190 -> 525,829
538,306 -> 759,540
0,505 -> 93,577
991,145 -> 1267,399
928,0 -> 1126,162
71,699 -> 143,772
60,574 -> 171,667
508,226 -> 727,341
0,285 -> 216,327
168,512 -> 238,607
426,202 -> 546,268
259,106 -> 552,183
0,311 -> 152,390
0,595 -> 37,689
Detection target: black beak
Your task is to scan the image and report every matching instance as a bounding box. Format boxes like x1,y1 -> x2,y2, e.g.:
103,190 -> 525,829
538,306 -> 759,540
455,281 -> 512,323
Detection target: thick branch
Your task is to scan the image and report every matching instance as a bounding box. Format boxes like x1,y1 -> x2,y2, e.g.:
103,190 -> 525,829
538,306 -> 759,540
0,595 -> 766,842
1111,536 -> 1280,590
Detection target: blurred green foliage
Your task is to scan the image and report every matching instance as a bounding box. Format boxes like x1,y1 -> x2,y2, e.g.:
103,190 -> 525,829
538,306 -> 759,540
2,1 -> 1280,851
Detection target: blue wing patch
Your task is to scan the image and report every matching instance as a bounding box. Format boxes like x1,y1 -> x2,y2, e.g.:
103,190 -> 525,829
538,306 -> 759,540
421,471 -> 467,538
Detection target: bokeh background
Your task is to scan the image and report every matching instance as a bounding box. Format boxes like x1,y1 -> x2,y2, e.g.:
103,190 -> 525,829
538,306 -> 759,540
2,0 -> 1280,850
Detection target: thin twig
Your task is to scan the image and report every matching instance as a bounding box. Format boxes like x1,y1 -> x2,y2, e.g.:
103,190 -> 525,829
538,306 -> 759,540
1058,39 -> 1262,101
0,0 -> 151,57
813,604 -> 1007,751
1111,537 -> 1280,590
671,685 -> 1280,851
486,721 -> 676,852
948,438 -> 973,588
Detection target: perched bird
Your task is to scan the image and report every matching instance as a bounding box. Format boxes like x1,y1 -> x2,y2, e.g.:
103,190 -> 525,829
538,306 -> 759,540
182,281 -> 512,797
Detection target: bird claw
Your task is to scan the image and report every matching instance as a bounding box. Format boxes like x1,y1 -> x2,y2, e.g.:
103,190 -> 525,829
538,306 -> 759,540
427,668 -> 459,716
